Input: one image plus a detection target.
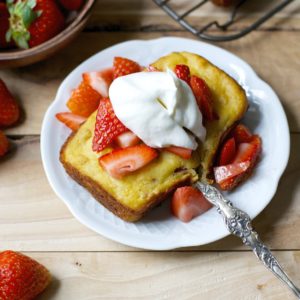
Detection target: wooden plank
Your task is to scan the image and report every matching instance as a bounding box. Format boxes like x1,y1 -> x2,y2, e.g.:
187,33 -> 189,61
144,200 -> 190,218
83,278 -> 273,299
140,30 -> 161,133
90,0 -> 300,19
0,30 -> 299,136
30,251 -> 300,299
88,0 -> 300,30
0,134 -> 299,251
86,14 -> 300,33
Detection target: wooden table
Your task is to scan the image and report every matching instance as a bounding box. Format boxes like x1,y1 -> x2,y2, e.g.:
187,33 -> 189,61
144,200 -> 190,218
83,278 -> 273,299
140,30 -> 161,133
1,0 -> 300,299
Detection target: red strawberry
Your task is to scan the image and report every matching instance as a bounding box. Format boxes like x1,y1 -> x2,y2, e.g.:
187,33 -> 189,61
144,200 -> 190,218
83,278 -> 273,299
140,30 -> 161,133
59,0 -> 83,11
115,131 -> 140,148
211,0 -> 233,6
233,124 -> 253,144
82,68 -> 114,98
113,57 -> 141,79
0,250 -> 51,300
67,81 -> 101,117
165,146 -> 192,159
0,130 -> 9,156
56,112 -> 86,131
0,3 -> 11,48
214,161 -> 251,187
190,75 -> 217,122
92,98 -> 127,152
174,64 -> 190,84
171,186 -> 212,222
214,135 -> 262,190
234,135 -> 261,163
99,144 -> 158,179
7,0 -> 65,49
218,137 -> 236,166
146,65 -> 158,72
0,78 -> 20,127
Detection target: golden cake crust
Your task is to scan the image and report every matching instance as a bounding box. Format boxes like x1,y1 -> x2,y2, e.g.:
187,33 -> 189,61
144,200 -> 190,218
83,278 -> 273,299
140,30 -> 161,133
60,132 -> 194,222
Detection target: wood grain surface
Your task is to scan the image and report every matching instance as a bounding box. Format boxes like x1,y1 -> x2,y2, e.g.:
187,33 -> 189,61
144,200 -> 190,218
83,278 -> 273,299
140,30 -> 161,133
0,0 -> 300,299
31,251 -> 299,300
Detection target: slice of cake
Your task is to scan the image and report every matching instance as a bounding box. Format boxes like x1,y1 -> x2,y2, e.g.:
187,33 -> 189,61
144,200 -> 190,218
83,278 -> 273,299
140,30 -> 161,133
59,52 -> 248,222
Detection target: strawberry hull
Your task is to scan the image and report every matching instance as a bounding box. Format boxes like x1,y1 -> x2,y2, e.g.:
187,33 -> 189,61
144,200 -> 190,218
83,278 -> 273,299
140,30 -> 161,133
7,0 -> 65,49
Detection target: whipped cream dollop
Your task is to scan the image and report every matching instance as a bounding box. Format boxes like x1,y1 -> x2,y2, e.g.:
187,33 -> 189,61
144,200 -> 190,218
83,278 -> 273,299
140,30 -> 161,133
109,70 -> 206,150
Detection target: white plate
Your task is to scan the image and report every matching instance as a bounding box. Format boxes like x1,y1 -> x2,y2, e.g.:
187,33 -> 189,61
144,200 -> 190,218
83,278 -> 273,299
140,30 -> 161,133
41,37 -> 290,250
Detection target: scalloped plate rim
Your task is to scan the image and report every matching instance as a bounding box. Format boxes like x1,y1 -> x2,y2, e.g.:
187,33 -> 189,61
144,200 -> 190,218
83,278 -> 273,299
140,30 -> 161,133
41,37 -> 290,250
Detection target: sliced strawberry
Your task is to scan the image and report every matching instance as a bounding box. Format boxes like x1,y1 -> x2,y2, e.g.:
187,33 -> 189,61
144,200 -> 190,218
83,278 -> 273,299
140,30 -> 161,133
215,135 -> 262,190
92,98 -> 127,152
174,64 -> 190,84
234,135 -> 261,163
56,112 -> 86,131
218,137 -> 236,166
190,75 -> 217,122
113,57 -> 141,79
214,161 -> 250,185
0,130 -> 9,156
146,65 -> 159,72
82,68 -> 113,98
99,144 -> 158,179
171,186 -> 212,223
233,124 -> 252,144
165,146 -> 192,159
115,131 -> 140,148
67,81 -> 101,117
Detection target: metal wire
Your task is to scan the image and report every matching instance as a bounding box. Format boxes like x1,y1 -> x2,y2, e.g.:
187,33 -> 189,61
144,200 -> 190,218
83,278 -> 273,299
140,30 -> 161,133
152,0 -> 296,42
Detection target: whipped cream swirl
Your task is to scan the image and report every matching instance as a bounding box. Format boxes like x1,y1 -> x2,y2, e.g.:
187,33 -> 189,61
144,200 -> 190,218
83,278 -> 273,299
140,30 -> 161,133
109,70 -> 206,150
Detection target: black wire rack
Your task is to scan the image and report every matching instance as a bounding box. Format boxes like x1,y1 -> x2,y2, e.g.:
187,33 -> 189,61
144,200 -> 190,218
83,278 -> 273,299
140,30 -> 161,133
152,0 -> 296,42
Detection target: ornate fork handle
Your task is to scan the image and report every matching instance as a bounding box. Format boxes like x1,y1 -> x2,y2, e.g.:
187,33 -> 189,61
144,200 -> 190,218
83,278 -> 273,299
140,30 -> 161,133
195,182 -> 300,299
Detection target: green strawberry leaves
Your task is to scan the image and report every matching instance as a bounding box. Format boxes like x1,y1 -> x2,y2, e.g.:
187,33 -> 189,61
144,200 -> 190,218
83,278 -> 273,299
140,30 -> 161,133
6,0 -> 42,49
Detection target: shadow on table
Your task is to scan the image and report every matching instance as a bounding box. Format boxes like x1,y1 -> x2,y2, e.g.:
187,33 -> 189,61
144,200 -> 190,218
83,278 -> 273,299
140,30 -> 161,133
37,275 -> 61,300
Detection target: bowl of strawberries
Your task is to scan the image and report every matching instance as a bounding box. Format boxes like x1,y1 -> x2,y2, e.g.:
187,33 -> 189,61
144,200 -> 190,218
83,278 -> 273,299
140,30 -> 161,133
0,0 -> 96,68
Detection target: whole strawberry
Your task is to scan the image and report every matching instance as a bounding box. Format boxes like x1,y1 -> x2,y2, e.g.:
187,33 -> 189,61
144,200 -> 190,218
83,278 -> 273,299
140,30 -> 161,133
211,0 -> 233,6
59,0 -> 83,11
0,3 -> 11,48
0,130 -> 9,156
0,250 -> 51,300
6,0 -> 65,49
0,78 -> 20,127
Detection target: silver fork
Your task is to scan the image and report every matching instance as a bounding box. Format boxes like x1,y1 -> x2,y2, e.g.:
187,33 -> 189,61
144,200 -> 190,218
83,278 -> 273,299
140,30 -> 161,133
195,182 -> 300,299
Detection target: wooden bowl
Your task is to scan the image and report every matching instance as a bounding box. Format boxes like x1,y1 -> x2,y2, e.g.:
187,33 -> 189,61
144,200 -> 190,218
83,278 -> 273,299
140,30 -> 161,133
0,0 -> 96,68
